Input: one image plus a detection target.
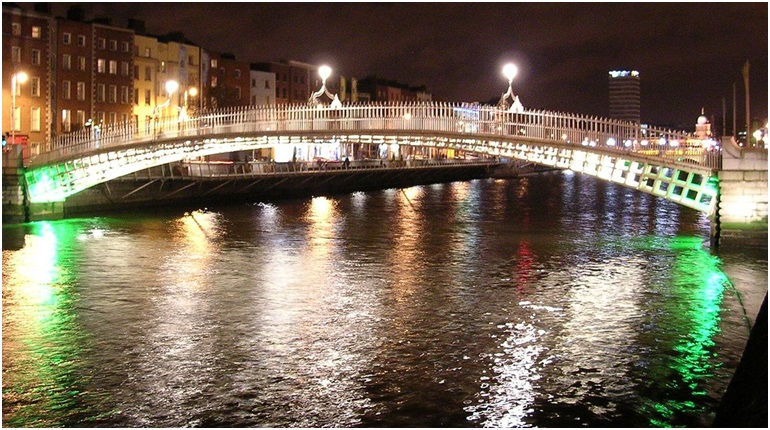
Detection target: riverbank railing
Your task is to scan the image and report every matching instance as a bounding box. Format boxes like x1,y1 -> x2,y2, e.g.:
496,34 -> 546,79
28,102 -> 718,169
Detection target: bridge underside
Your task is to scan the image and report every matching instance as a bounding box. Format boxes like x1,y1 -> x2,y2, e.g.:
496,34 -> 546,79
24,131 -> 718,215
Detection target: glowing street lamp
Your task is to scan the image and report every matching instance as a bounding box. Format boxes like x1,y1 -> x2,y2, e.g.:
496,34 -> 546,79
309,65 -> 341,108
152,79 -> 178,137
498,63 -> 523,113
10,71 -> 28,148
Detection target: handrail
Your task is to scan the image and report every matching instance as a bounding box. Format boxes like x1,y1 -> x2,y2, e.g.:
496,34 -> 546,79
29,102 -> 714,168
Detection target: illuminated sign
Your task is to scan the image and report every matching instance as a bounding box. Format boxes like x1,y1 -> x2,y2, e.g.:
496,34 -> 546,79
609,70 -> 640,78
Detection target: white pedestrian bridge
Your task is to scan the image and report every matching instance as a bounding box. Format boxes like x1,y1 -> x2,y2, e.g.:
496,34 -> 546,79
23,102 -> 720,215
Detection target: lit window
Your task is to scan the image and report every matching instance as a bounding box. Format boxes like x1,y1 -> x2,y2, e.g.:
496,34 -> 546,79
12,46 -> 21,62
109,60 -> 117,74
62,81 -> 71,99
97,59 -> 106,73
30,107 -> 40,132
77,82 -> 86,100
79,56 -> 87,71
63,54 -> 72,70
32,26 -> 41,39
30,77 -> 40,97
62,109 -> 71,132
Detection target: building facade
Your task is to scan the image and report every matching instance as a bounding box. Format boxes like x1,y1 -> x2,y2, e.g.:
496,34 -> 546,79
608,70 -> 641,123
207,53 -> 250,108
249,67 -> 276,106
3,4 -> 53,151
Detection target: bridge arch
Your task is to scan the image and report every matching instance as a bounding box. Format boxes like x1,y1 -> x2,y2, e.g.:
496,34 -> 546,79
22,103 -> 719,215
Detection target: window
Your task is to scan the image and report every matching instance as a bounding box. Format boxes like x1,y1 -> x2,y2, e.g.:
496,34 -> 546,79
79,56 -> 86,71
133,65 -> 139,79
78,35 -> 86,47
77,82 -> 86,101
121,61 -> 130,76
12,46 -> 21,63
63,33 -> 71,45
121,86 -> 130,104
144,89 -> 151,106
211,76 -> 217,88
235,69 -> 241,79
30,77 -> 40,97
109,112 -> 117,124
97,38 -> 106,49
144,47 -> 151,57
160,61 -> 166,73
62,81 -> 71,99
77,110 -> 85,129
96,112 -> 104,123
12,106 -> 21,131
121,41 -> 130,52
62,109 -> 71,132
63,54 -> 72,70
189,55 -> 194,66
30,107 -> 40,132
97,84 -> 105,102
97,59 -> 106,73
211,59 -> 217,68
144,66 -> 152,81
134,89 -> 139,105
31,49 -> 41,65
32,26 -> 41,39
12,23 -> 21,36
265,80 -> 270,89
109,60 -> 117,74
236,87 -> 242,99
109,40 -> 117,51
109,85 -> 117,103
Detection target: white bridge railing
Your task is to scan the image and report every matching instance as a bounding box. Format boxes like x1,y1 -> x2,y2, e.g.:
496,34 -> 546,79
30,102 -> 714,168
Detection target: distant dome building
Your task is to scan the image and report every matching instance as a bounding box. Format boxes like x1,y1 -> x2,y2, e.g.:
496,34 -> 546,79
695,108 -> 712,140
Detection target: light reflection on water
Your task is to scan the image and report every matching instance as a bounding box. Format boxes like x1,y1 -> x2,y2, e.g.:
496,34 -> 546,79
2,172 -> 766,428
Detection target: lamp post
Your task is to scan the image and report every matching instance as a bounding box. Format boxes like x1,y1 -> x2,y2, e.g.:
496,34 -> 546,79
153,80 -> 178,137
309,65 -> 341,108
10,71 -> 28,149
498,63 -> 523,113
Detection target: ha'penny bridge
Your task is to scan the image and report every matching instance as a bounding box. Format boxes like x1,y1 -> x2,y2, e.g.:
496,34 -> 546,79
7,102 -> 768,246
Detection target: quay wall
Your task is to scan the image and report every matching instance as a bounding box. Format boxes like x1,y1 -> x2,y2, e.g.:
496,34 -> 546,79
716,139 -> 768,248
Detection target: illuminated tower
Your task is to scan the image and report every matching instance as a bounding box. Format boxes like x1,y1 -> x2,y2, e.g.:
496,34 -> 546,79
608,70 -> 641,123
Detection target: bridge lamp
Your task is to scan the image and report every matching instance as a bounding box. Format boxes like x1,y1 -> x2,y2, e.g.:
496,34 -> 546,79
658,137 -> 667,147
10,71 -> 28,148
503,63 -> 518,84
165,80 -> 179,97
561,133 -> 568,140
670,139 -> 679,148
606,137 -> 617,146
641,139 -> 649,146
624,139 -> 633,148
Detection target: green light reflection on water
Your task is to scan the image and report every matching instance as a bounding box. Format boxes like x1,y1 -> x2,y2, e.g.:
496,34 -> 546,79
2,220 -> 101,427
631,235 -> 729,427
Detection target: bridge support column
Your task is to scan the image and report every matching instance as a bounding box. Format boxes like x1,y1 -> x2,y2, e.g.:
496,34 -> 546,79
712,138 -> 768,247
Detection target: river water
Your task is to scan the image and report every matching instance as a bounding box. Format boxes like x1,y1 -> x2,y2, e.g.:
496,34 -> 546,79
2,171 -> 767,427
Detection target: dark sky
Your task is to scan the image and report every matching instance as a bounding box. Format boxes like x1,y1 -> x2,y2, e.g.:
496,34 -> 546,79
32,2 -> 770,129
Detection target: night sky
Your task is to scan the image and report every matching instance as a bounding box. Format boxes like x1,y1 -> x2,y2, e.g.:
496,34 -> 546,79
26,2 -> 770,129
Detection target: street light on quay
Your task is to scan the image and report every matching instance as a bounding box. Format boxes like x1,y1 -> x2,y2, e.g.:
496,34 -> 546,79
499,63 -> 524,113
309,65 -> 342,109
181,86 -> 198,121
153,79 -> 179,137
10,71 -> 28,149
